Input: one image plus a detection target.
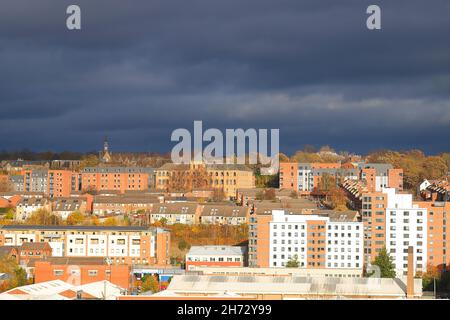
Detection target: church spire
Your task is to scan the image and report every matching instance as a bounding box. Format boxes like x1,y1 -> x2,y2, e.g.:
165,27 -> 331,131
104,136 -> 109,152
100,136 -> 112,163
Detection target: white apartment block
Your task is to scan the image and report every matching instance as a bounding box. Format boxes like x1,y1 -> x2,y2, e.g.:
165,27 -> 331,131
383,188 -> 427,276
269,210 -> 363,269
326,221 -> 364,269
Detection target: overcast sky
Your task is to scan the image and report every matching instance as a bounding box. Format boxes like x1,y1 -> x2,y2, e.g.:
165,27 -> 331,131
0,0 -> 449,155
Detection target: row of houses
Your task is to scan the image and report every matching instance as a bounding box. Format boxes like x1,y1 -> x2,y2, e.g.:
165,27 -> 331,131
5,189 -> 320,226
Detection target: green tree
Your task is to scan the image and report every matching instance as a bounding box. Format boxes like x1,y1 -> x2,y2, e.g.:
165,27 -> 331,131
371,248 -> 396,278
178,239 -> 190,251
5,209 -> 15,220
141,275 -> 160,293
286,254 -> 300,268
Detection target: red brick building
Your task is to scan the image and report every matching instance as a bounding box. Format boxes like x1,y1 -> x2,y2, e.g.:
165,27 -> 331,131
34,257 -> 131,289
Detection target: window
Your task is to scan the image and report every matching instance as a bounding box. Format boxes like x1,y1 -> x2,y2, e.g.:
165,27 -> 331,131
54,270 -> 64,276
88,270 -> 98,276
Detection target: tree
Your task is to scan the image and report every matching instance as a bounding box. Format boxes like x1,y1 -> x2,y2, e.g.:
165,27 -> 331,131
140,275 -> 160,293
25,209 -> 62,226
255,190 -> 264,201
122,215 -> 131,226
317,173 -> 336,195
0,180 -> 14,192
178,239 -> 190,251
329,188 -> 349,211
371,248 -> 396,278
263,189 -> 276,201
167,165 -> 209,192
78,154 -> 100,170
286,255 -> 300,268
212,188 -> 226,202
278,153 -> 290,162
5,209 -> 15,220
422,264 -> 441,291
90,216 -> 100,226
103,217 -> 117,226
66,211 -> 84,225
290,191 -> 298,199
0,256 -> 28,292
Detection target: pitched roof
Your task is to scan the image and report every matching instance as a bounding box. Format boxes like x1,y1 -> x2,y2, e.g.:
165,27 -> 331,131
200,205 -> 249,217
20,242 -> 52,251
93,195 -> 158,204
82,167 -> 155,173
0,246 -> 19,257
17,197 -> 48,206
38,257 -> 108,266
0,224 -> 154,232
53,197 -> 86,212
150,203 -> 198,215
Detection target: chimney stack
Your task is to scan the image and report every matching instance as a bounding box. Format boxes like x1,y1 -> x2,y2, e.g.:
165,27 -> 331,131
406,246 -> 414,298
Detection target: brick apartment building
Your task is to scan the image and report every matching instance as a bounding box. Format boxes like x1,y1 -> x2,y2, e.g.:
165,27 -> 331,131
0,225 -> 171,266
248,210 -> 364,270
155,162 -> 255,199
17,242 -> 53,265
34,257 -> 131,289
414,201 -> 450,271
280,162 -> 403,196
81,167 -> 155,193
15,169 -> 80,198
343,181 -> 429,275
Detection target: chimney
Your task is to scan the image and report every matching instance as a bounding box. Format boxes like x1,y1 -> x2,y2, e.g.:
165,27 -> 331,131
406,246 -> 414,298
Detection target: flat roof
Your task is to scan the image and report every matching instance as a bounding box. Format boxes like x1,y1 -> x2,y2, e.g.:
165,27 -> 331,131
0,225 -> 154,232
187,246 -> 246,256
166,275 -> 422,297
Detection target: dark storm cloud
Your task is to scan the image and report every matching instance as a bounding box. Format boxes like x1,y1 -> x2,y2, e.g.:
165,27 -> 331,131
0,0 -> 449,154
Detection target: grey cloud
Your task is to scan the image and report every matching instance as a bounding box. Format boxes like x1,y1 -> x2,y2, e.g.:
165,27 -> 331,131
0,0 -> 449,154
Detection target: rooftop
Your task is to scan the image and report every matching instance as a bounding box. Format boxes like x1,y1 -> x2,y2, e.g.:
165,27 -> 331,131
82,167 -> 154,173
165,275 -> 422,298
187,246 -> 247,256
0,225 -> 157,232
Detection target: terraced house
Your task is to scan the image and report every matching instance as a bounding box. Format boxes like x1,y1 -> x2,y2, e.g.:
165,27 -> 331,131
92,195 -> 158,216
199,204 -> 250,225
15,197 -> 51,221
149,203 -> 200,225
